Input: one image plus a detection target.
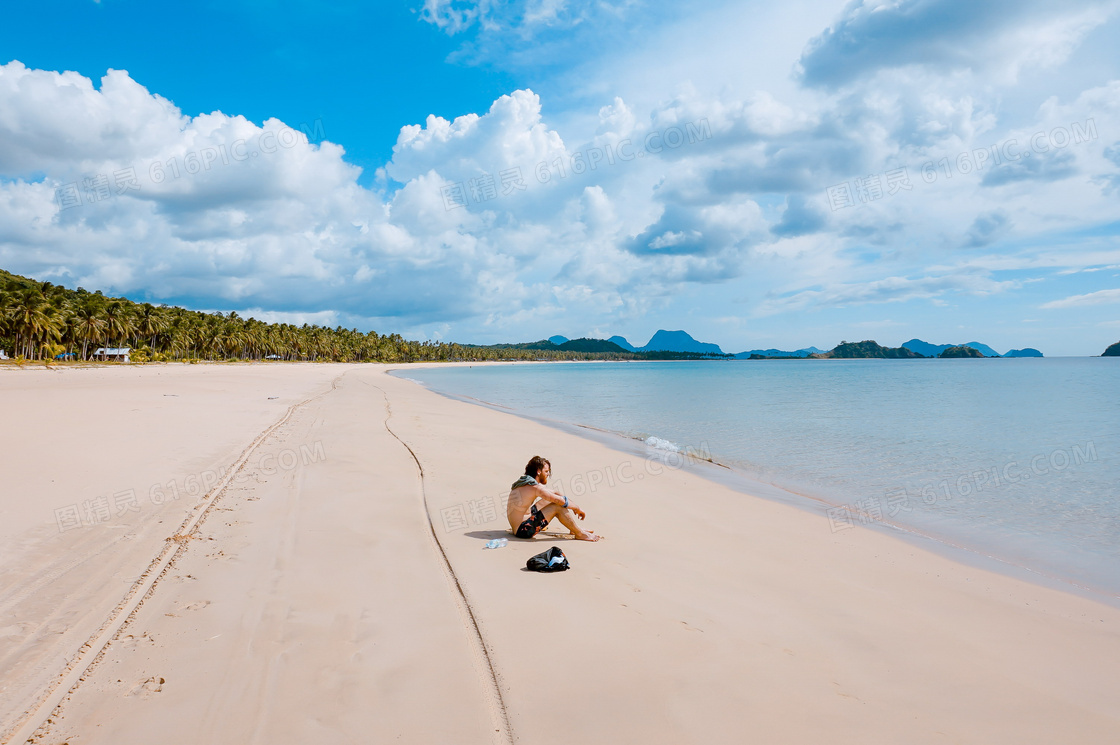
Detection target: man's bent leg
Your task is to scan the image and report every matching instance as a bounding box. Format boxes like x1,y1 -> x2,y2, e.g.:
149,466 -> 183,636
539,503 -> 599,541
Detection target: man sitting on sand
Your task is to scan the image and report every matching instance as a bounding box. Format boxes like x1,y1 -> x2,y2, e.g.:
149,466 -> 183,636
507,456 -> 600,542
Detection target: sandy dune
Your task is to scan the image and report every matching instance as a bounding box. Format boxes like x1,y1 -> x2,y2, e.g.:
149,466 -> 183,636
1,364 -> 1117,744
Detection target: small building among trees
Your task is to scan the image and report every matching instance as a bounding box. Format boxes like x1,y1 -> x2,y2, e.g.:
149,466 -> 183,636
91,347 -> 131,362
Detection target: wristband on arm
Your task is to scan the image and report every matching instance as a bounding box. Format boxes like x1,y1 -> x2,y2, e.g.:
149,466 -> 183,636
563,496 -> 569,508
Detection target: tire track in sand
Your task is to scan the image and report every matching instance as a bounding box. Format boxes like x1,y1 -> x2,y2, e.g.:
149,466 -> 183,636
370,381 -> 516,745
2,374 -> 346,745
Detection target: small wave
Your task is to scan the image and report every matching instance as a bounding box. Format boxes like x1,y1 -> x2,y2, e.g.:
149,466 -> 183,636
644,436 -> 681,452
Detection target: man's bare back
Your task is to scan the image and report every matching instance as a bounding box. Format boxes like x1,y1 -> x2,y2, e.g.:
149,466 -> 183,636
507,457 -> 600,541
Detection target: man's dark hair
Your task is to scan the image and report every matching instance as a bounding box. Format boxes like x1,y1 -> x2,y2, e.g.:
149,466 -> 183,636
524,455 -> 550,479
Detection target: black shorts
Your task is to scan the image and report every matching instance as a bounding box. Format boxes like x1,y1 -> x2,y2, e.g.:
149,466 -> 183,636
515,505 -> 550,539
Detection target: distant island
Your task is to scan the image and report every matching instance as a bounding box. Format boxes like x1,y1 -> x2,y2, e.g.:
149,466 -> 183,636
745,339 -> 1043,360
735,347 -> 824,359
579,330 -> 726,355
1104,341 -> 1120,357
939,345 -> 985,358
581,331 -> 823,358
898,339 -> 1047,357
814,340 -> 923,359
551,331 -> 1043,359
902,339 -> 996,357
485,336 -> 728,360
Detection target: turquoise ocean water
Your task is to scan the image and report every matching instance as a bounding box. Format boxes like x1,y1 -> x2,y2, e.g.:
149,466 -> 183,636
394,359 -> 1119,601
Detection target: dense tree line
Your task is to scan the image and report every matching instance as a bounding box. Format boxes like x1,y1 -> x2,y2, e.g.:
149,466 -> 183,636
0,270 -> 634,364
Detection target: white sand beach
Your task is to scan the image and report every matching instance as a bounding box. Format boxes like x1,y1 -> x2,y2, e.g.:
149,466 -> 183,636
1,363 -> 1118,744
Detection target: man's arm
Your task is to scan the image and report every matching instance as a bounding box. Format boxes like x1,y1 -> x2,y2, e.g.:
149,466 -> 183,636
532,484 -> 587,519
531,483 -> 566,505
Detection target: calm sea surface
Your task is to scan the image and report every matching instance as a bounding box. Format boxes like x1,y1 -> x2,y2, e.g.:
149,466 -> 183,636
395,359 -> 1119,599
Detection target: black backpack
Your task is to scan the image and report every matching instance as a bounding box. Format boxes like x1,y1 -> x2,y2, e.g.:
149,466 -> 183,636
526,546 -> 570,572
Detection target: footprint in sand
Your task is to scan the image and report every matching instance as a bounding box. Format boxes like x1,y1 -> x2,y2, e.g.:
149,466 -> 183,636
128,676 -> 165,697
182,600 -> 211,611
119,632 -> 156,648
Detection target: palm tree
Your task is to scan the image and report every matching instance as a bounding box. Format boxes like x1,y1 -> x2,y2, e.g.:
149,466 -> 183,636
103,301 -> 134,352
165,310 -> 189,360
72,297 -> 106,360
135,303 -> 167,349
200,321 -> 223,359
0,290 -> 12,354
41,305 -> 64,355
8,289 -> 53,358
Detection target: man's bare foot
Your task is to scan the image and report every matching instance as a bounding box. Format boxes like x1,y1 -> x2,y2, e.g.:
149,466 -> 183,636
573,530 -> 601,542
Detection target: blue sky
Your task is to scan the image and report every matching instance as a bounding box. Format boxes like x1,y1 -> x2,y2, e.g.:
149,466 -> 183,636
1,0 -> 1119,355
0,1 -> 520,179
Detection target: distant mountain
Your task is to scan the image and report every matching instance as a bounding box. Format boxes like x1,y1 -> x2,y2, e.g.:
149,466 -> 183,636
1004,348 -> 1043,358
734,347 -> 823,359
1104,341 -> 1120,357
556,338 -> 627,353
489,336 -> 720,359
901,339 -> 949,357
640,330 -> 724,355
548,335 -> 569,345
608,335 -> 637,352
827,340 -> 925,359
962,341 -> 1000,357
903,338 -> 1001,357
940,345 -> 985,358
